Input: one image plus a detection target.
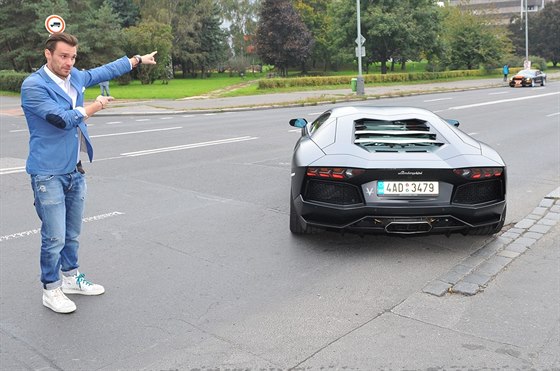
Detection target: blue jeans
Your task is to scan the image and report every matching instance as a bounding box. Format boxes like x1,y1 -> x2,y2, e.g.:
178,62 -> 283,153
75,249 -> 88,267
31,171 -> 86,289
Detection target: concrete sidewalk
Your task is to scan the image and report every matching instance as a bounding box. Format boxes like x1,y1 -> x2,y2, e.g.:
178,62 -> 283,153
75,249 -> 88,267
302,221 -> 560,369
299,187 -> 560,369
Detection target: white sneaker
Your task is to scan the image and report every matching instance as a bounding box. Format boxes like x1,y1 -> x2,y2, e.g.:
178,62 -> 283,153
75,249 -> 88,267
43,287 -> 76,313
62,272 -> 105,296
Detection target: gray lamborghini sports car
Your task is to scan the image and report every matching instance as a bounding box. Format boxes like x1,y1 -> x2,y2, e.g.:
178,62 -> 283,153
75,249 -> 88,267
289,106 -> 507,235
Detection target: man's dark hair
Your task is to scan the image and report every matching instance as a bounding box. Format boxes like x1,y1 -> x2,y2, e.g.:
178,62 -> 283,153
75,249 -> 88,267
45,32 -> 78,52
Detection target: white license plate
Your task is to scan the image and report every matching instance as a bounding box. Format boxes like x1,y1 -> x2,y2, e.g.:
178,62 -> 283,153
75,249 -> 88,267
377,181 -> 439,196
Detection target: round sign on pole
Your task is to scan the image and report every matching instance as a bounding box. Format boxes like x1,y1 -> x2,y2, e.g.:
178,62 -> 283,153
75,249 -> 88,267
45,15 -> 65,34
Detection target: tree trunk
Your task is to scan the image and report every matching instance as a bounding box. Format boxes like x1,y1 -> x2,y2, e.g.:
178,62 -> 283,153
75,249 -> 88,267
381,61 -> 388,74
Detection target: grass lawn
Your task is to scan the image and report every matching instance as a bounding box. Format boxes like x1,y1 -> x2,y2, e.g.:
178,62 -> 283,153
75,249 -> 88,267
84,74 -> 249,100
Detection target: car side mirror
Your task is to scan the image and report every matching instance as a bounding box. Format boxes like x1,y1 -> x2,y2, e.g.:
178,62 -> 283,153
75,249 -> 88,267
445,119 -> 460,127
289,118 -> 308,128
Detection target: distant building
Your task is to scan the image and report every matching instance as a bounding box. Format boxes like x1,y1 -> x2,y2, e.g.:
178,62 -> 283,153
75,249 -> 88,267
445,0 -> 554,24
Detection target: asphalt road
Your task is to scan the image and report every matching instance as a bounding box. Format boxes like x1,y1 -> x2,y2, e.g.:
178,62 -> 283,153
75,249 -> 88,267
0,84 -> 558,370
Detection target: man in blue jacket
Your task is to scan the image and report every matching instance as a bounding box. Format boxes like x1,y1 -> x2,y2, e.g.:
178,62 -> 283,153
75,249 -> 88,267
21,32 -> 156,313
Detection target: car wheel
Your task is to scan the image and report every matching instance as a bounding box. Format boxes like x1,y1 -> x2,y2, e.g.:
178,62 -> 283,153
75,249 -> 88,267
290,194 -> 321,234
468,206 -> 506,235
542,78 -> 546,86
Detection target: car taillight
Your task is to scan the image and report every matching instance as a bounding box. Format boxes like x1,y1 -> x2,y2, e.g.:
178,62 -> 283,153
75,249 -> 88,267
306,167 -> 365,179
453,167 -> 503,180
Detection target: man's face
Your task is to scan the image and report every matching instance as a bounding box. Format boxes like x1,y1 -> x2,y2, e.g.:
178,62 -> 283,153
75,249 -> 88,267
45,42 -> 77,79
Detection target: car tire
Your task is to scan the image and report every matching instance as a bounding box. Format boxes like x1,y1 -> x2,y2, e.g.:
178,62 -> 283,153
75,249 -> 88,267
467,206 -> 506,235
290,195 -> 321,234
542,78 -> 546,86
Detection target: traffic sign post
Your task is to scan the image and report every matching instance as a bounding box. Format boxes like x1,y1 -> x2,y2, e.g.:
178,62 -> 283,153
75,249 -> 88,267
355,0 -> 365,95
45,15 -> 65,34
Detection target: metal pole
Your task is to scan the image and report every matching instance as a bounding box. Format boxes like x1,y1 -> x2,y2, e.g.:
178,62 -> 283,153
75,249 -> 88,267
356,0 -> 365,95
525,0 -> 529,64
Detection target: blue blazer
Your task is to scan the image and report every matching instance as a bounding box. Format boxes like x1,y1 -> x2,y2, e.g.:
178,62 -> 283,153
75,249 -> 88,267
21,56 -> 131,175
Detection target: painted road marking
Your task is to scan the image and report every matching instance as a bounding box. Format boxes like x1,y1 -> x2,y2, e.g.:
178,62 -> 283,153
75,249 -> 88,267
121,136 -> 258,157
90,127 -> 182,138
449,92 -> 559,110
0,135 -> 259,175
424,98 -> 453,102
546,112 -> 560,117
0,166 -> 25,175
0,211 -> 124,242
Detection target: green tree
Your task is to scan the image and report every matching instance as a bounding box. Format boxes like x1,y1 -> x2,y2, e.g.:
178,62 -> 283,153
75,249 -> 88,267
293,0 -> 331,71
442,5 -> 511,70
0,0 -> 45,71
218,0 -> 259,59
107,0 -> 140,28
73,1 -> 125,69
255,0 -> 314,76
123,20 -> 172,84
196,0 -> 228,77
324,0 -> 355,70
532,1 -> 560,67
327,0 -> 442,74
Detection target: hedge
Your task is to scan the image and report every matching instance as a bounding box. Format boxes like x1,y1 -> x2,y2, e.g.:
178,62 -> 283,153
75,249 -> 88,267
0,71 -> 29,92
258,69 -> 504,89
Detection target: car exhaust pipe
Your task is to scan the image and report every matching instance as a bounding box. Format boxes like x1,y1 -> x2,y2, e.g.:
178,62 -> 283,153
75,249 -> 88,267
385,221 -> 432,234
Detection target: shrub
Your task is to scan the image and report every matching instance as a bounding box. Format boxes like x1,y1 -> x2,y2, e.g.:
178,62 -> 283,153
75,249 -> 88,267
0,71 -> 29,92
257,69 -> 496,90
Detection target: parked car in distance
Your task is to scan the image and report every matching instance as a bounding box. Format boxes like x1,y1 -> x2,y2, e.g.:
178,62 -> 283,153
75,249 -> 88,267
509,69 -> 546,87
289,106 -> 507,236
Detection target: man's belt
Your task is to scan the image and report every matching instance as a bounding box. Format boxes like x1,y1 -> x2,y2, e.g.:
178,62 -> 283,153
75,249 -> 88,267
76,161 -> 85,174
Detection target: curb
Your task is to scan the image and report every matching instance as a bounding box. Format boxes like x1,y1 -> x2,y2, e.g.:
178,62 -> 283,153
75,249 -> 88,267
423,186 -> 560,297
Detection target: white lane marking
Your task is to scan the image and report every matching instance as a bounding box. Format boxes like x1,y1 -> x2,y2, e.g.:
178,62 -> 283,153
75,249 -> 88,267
159,117 -> 173,120
468,132 -> 479,136
0,166 -> 25,175
90,127 -> 182,138
182,115 -> 194,118
489,91 -> 509,95
135,119 -> 150,122
449,92 -> 560,110
105,121 -> 122,125
121,136 -> 258,157
0,211 -> 125,242
204,113 -> 216,116
288,129 -> 300,133
0,136 -> 260,174
9,129 -> 27,133
424,98 -> 453,102
546,112 -> 560,117
308,112 -> 324,116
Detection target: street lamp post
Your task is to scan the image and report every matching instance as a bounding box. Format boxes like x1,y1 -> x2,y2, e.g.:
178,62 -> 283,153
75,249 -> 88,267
521,0 -> 529,67
525,0 -> 529,65
356,0 -> 365,95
